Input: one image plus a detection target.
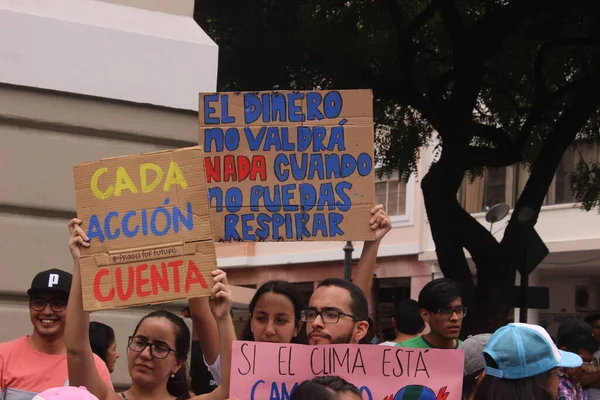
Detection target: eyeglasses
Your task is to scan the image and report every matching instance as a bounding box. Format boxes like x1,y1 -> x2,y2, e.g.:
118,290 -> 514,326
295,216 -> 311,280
301,309 -> 356,324
434,306 -> 468,319
128,336 -> 178,359
29,297 -> 67,312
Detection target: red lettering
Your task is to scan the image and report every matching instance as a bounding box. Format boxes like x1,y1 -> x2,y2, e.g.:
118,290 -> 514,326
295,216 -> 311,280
204,157 -> 220,183
150,263 -> 170,295
185,260 -> 209,292
135,264 -> 151,297
93,268 -> 114,302
223,155 -> 237,182
167,260 -> 183,292
116,266 -> 134,301
237,156 -> 251,182
250,155 -> 267,181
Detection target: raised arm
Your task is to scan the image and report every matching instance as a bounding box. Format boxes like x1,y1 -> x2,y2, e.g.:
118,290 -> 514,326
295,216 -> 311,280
188,296 -> 220,366
65,219 -> 114,400
353,205 -> 392,298
194,270 -> 236,400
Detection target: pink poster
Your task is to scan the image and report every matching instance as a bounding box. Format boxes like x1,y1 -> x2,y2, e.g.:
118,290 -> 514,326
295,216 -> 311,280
230,341 -> 465,400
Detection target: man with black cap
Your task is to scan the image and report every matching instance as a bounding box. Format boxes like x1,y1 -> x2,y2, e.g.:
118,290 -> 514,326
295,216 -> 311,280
0,269 -> 112,400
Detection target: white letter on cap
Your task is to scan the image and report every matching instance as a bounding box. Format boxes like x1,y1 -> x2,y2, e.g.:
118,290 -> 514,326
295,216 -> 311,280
48,274 -> 59,288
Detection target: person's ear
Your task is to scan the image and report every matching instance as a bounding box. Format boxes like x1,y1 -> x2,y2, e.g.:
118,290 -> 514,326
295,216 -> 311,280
354,320 -> 370,343
421,308 -> 431,325
173,359 -> 184,374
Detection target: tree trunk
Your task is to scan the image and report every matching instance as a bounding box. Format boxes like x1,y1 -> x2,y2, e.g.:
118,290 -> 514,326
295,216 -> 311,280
422,79 -> 600,336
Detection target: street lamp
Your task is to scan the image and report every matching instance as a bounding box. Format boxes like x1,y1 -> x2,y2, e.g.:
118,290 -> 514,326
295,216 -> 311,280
343,241 -> 354,281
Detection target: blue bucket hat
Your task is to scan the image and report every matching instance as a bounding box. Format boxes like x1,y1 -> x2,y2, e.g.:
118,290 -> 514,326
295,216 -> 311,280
483,323 -> 583,379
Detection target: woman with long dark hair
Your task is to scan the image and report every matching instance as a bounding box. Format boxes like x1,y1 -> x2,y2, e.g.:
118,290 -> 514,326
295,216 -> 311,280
189,205 -> 392,385
189,279 -> 306,385
89,321 -> 119,373
65,218 -> 234,400
473,323 -> 583,400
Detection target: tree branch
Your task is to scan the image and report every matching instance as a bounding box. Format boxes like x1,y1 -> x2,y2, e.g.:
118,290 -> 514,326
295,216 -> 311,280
534,37 -> 600,100
472,124 -> 515,150
464,146 -> 521,170
437,0 -> 465,54
504,78 -> 600,248
449,0 -> 559,121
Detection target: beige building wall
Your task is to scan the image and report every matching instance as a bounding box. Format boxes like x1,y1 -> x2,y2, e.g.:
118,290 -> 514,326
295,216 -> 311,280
0,83 -> 200,388
0,0 -> 221,389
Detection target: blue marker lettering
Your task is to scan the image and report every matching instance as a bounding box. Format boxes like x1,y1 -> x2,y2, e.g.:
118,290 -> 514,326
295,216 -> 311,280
328,213 -> 344,237
220,94 -> 235,124
306,91 -> 324,120
203,94 -> 219,124
323,91 -> 343,118
225,187 -> 243,213
288,92 -> 305,122
224,215 -> 241,241
87,214 -> 105,243
122,211 -> 139,237
209,187 -> 223,212
241,214 -> 255,241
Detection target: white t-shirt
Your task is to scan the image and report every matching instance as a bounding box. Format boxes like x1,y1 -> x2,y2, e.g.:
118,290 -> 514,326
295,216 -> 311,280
203,354 -> 222,386
378,341 -> 398,346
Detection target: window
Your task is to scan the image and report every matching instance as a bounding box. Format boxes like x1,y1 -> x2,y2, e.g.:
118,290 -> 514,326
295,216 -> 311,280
375,177 -> 407,217
458,142 -> 600,213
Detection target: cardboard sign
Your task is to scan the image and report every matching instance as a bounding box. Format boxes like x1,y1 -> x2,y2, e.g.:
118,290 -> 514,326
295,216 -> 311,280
73,147 -> 216,311
230,341 -> 464,400
198,90 -> 376,242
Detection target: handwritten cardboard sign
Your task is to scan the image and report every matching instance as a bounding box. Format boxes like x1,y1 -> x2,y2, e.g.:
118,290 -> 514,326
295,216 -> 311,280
198,90 -> 376,242
230,341 -> 464,400
73,147 -> 216,311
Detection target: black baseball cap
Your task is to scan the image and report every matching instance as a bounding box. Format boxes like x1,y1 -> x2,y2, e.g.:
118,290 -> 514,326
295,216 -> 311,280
27,269 -> 72,297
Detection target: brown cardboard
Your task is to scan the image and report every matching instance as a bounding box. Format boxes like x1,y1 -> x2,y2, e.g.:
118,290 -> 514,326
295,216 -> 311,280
198,90 -> 376,242
73,147 -> 216,311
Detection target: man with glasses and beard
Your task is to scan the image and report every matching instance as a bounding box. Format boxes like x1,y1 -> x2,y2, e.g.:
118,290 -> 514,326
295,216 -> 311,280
0,269 -> 112,400
396,278 -> 465,349
303,278 -> 370,345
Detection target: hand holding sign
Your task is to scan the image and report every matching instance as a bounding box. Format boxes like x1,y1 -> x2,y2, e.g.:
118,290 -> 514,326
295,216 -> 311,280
72,147 -> 217,311
68,218 -> 90,260
210,269 -> 232,321
369,204 -> 392,241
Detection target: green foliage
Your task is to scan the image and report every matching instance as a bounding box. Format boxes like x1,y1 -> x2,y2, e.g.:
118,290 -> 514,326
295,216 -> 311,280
570,157 -> 600,212
194,0 -> 600,197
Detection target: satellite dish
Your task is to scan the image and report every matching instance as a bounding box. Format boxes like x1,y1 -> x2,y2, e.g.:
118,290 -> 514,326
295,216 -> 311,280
485,203 -> 510,232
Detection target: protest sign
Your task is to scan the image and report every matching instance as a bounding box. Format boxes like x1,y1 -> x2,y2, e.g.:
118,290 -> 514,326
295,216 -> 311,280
73,147 -> 216,311
230,341 -> 464,400
199,90 -> 376,242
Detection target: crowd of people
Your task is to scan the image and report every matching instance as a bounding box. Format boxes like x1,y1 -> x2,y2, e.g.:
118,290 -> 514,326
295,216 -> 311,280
0,204 -> 599,400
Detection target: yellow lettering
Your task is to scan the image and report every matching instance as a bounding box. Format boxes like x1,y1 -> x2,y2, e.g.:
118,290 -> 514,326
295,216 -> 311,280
114,166 -> 138,196
140,163 -> 163,193
163,161 -> 188,192
91,167 -> 114,200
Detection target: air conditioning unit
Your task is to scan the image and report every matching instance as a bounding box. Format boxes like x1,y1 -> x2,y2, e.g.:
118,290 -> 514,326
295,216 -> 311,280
575,285 -> 598,312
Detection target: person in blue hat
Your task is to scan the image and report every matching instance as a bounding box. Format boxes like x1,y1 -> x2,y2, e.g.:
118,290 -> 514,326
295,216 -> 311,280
473,323 -> 583,400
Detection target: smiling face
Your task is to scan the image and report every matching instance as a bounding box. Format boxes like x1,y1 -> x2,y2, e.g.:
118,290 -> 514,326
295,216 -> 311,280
127,317 -> 182,389
29,291 -> 68,340
250,292 -> 300,343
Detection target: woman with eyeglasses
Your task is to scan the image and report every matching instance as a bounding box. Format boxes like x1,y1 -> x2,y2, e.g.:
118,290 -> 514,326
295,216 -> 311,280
64,218 -> 235,400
